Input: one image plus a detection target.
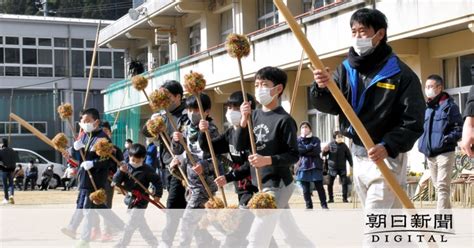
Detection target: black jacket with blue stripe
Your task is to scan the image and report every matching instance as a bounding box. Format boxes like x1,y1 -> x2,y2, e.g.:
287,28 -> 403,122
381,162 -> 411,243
310,51 -> 425,158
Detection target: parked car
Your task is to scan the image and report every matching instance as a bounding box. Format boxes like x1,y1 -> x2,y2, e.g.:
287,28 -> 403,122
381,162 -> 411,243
13,148 -> 66,189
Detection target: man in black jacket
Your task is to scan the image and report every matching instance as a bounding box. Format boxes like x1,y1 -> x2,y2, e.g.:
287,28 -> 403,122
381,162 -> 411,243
0,138 -> 19,204
311,8 -> 425,209
155,80 -> 189,248
323,131 -> 353,203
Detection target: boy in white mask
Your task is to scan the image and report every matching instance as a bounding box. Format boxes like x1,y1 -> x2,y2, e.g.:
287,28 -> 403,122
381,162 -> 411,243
202,91 -> 258,207
200,91 -> 258,247
240,67 -> 314,248
240,67 -> 299,205
171,93 -> 221,247
311,8 -> 425,209
113,143 -> 162,248
61,108 -> 124,244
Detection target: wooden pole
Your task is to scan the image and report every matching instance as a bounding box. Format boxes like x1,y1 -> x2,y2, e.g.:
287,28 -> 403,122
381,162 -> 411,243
111,87 -> 129,134
83,21 -> 102,110
109,155 -> 165,209
64,118 -> 98,190
273,0 -> 414,209
237,58 -> 263,191
290,50 -> 305,115
164,112 -> 215,200
194,94 -> 228,207
10,113 -> 99,191
159,132 -> 190,187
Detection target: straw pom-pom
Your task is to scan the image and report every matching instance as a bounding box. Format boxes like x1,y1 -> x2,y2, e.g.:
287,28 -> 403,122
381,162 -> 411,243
217,206 -> 240,233
89,188 -> 107,205
131,75 -> 148,91
204,197 -> 225,209
146,117 -> 166,138
94,138 -> 114,158
57,103 -> 73,120
225,33 -> 250,59
52,133 -> 68,151
149,88 -> 171,110
184,71 -> 206,94
248,192 -> 277,209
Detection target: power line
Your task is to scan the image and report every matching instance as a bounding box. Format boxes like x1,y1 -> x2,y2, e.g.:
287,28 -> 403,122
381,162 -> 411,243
55,2 -> 132,14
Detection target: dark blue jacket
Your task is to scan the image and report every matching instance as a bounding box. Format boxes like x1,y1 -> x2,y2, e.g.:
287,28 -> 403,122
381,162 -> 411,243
297,136 -> 323,171
145,143 -> 158,169
418,92 -> 463,157
76,129 -> 115,190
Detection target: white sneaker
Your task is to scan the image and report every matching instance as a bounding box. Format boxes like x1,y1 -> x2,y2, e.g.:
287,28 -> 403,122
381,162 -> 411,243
2,199 -> 8,204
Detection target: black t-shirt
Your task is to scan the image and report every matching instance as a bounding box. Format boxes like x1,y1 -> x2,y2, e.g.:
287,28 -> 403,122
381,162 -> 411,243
241,106 -> 299,188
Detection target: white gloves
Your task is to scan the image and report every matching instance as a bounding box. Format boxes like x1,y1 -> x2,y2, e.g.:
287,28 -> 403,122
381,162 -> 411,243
74,140 -> 85,151
80,161 -> 94,170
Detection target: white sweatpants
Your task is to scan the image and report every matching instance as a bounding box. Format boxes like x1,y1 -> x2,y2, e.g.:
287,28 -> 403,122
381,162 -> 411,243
353,153 -> 407,209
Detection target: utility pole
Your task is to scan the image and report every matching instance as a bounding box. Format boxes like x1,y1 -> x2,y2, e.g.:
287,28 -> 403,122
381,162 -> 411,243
35,0 -> 50,16
42,0 -> 48,16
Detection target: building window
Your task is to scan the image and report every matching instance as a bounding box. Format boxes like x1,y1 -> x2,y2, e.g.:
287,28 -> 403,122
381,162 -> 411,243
0,121 -> 47,135
99,51 -> 112,67
5,66 -> 20,76
98,51 -> 113,78
23,37 -> 36,46
71,38 -> 83,48
54,38 -> 68,47
71,50 -> 84,77
39,67 -> 53,77
85,50 -> 98,78
54,49 -> 69,77
257,0 -> 278,29
443,53 -> 474,88
0,35 -> 122,79
303,0 -> 334,12
5,36 -> 19,45
86,40 -> 95,48
5,48 -> 20,63
86,51 -> 98,66
38,38 -> 52,46
220,10 -> 233,43
22,48 -> 37,64
189,23 -> 201,55
113,52 -> 125,78
38,50 -> 52,64
22,67 -> 37,77
460,54 -> 474,87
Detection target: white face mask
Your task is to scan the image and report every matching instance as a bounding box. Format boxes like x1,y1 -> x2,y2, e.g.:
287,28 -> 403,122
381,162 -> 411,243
256,87 -> 277,106
425,88 -> 437,99
80,122 -> 95,133
124,143 -> 130,149
352,35 -> 375,56
130,161 -> 142,168
226,110 -> 242,126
